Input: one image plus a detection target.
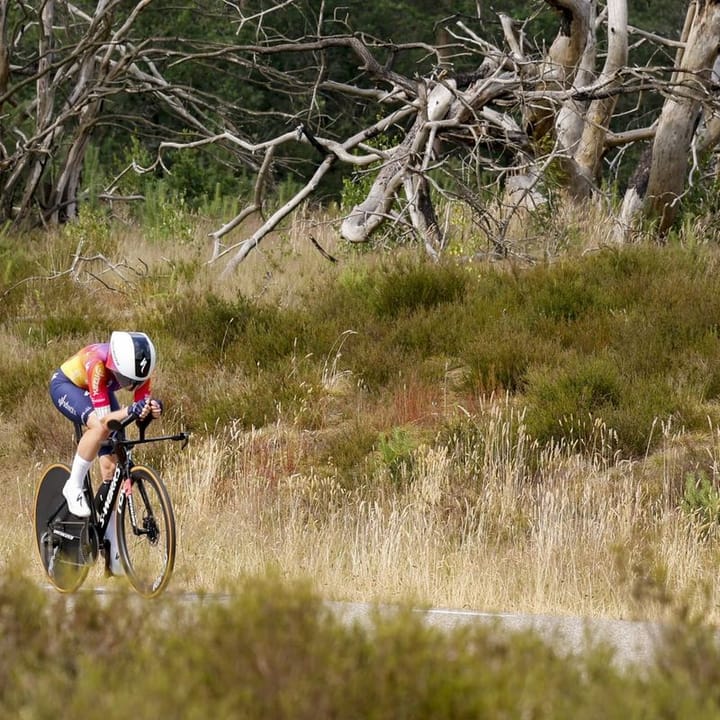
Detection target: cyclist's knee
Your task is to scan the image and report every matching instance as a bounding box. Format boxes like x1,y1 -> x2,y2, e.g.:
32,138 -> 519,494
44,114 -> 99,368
86,412 -> 106,432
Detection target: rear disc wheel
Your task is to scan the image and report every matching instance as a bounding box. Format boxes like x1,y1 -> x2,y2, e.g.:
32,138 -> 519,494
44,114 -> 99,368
34,464 -> 92,592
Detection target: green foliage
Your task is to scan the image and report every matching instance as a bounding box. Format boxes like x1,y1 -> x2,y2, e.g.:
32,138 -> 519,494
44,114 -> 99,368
0,242 -> 34,321
3,568 -> 720,717
331,257 -> 468,320
310,420 -> 380,481
62,204 -> 113,254
8,232 -> 720,470
366,258 -> 469,319
682,471 -> 720,537
146,244 -> 720,457
151,292 -> 255,362
463,321 -> 552,395
160,143 -> 248,210
110,135 -> 154,198
199,364 -> 321,430
147,290 -> 305,366
375,426 -> 419,484
11,274 -> 112,347
524,352 -> 623,449
141,182 -> 195,244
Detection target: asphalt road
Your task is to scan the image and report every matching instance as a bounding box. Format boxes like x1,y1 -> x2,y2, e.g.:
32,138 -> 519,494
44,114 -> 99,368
52,586 -> 668,668
327,601 -> 663,669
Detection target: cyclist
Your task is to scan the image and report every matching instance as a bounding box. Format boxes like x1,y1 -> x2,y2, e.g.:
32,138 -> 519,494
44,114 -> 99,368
49,331 -> 163,518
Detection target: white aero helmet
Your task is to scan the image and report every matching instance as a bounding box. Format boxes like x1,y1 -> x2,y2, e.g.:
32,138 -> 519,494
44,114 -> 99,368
108,331 -> 157,388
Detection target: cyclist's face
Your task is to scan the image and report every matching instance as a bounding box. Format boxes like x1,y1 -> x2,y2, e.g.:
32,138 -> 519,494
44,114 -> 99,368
112,370 -> 139,390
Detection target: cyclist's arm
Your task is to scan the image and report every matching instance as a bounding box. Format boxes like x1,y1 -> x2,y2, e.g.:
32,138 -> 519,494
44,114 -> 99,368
133,379 -> 151,403
132,380 -> 162,420
85,358 -> 113,419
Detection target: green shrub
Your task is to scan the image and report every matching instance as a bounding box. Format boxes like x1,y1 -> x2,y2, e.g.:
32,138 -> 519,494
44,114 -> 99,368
4,568 -> 720,718
523,352 -> 624,451
150,291 -> 308,371
374,426 -> 420,485
682,471 -> 720,537
388,302 -> 470,357
198,362 -> 321,430
61,203 -> 113,254
368,257 -> 469,319
602,374 -> 688,457
10,273 -> 114,346
0,238 -> 35,295
462,322 -> 553,394
141,181 -> 195,243
526,262 -> 598,322
310,419 -> 379,481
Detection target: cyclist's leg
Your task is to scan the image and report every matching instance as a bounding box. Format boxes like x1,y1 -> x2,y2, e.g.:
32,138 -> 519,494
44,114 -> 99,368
49,373 -> 122,516
76,403 -> 124,474
93,395 -> 125,576
49,372 -> 96,515
94,391 -> 121,510
49,370 -> 93,428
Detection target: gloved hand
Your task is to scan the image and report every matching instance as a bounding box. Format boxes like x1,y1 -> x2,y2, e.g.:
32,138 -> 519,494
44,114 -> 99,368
128,399 -> 149,419
133,398 -> 164,426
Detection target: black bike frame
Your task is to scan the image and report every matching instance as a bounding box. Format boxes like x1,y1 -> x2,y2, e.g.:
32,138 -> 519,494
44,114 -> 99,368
73,414 -> 189,542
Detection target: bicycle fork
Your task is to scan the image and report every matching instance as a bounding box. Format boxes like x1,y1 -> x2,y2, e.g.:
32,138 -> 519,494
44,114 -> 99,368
118,477 -> 144,538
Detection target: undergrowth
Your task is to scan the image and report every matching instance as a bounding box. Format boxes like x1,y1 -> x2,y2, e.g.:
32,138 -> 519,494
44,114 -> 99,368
4,235 -> 720,461
2,569 -> 720,718
6,219 -> 720,619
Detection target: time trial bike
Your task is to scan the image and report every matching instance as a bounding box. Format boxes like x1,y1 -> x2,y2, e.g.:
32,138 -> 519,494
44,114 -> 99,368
34,412 -> 189,598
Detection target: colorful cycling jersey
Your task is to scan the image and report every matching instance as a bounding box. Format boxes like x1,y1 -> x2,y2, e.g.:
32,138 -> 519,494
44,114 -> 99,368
59,343 -> 151,417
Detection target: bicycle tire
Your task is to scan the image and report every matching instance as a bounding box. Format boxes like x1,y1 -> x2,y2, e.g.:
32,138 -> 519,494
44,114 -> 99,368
116,465 -> 176,598
34,464 -> 91,592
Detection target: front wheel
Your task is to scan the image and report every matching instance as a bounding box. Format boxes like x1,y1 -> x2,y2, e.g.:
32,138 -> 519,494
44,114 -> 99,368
116,465 -> 176,598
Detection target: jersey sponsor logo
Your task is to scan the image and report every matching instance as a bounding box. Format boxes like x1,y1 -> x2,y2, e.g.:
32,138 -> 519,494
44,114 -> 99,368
90,365 -> 104,397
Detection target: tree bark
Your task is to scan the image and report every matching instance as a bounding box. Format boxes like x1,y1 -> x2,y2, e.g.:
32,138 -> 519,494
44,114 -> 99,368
572,0 -> 628,195
526,0 -> 592,140
644,0 -> 720,232
340,81 -> 455,244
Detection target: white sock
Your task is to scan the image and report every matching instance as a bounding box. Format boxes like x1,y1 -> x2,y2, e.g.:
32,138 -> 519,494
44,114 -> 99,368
66,454 -> 93,491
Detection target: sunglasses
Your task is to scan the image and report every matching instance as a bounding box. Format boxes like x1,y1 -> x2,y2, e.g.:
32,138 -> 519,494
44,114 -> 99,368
113,372 -> 142,391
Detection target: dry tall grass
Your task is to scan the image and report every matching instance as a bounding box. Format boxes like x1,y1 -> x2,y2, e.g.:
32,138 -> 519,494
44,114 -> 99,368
148,399 -> 716,621
12,398 -> 715,622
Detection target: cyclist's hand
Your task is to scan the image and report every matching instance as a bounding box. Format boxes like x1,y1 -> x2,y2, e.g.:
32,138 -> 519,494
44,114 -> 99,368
130,398 -> 163,423
148,398 -> 163,419
129,399 -> 149,419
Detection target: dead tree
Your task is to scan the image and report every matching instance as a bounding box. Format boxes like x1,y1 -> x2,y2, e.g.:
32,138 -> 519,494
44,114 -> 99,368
618,1 -> 720,237
197,0 -> 720,271
1,0 -> 718,272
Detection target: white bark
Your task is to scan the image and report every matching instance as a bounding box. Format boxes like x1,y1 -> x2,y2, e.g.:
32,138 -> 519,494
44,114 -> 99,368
644,1 -> 720,231
572,0 -> 628,194
340,81 -> 456,244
